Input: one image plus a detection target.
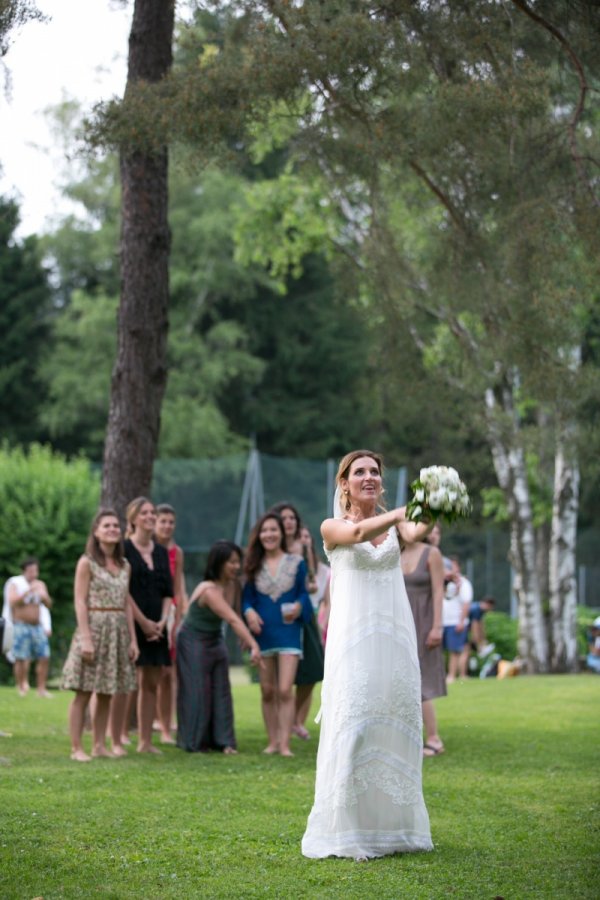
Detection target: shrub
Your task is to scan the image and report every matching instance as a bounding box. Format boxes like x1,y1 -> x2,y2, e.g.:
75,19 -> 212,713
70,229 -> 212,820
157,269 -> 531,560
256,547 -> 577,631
577,605 -> 600,660
0,444 -> 99,682
484,607 -> 598,668
484,611 -> 518,661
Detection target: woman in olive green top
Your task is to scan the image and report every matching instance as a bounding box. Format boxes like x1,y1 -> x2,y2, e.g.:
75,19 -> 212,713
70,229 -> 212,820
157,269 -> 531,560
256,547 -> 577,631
176,541 -> 261,754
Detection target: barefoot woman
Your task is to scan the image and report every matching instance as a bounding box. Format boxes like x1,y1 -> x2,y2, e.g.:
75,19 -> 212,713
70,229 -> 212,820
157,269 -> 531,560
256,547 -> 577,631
242,513 -> 313,757
62,509 -> 138,761
124,497 -> 174,754
177,540 -> 262,753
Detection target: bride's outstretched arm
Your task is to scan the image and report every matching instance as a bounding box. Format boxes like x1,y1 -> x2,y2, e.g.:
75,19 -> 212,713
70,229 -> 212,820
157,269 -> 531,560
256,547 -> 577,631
322,508 -> 405,549
398,516 -> 434,544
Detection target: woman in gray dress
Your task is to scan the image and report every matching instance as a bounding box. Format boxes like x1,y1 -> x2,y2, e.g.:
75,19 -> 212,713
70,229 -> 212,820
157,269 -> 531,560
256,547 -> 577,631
177,540 -> 261,753
402,538 -> 446,756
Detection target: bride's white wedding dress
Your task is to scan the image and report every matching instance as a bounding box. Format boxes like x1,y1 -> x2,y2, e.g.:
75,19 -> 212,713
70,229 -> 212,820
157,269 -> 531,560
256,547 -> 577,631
301,526 -> 433,859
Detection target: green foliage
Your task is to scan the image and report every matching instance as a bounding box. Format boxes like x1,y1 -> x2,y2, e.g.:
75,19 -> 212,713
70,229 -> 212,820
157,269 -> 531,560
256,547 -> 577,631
38,290 -> 117,458
233,166 -> 336,288
0,444 -> 99,673
484,608 -> 596,662
484,612 -> 519,661
0,0 -> 44,57
481,452 -> 553,527
0,676 -> 597,897
214,254 -> 376,459
246,95 -> 312,165
0,197 -> 52,445
577,605 -> 600,659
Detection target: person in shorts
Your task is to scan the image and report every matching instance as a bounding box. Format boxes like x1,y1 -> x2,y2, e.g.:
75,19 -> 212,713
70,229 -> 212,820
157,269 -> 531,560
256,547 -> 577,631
442,555 -> 473,684
6,557 -> 53,697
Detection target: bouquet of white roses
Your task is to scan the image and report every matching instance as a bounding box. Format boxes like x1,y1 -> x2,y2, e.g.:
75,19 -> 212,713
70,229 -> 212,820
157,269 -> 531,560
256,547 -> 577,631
406,465 -> 471,523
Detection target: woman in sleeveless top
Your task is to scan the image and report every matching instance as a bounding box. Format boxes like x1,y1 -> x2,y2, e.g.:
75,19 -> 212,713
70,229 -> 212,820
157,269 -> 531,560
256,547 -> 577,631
302,450 -> 434,861
62,509 -> 138,762
176,541 -> 261,753
124,497 -> 174,754
402,539 -> 446,756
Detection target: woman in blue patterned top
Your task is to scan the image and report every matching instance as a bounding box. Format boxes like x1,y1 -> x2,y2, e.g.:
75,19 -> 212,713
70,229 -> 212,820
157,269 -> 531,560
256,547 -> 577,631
242,512 -> 313,757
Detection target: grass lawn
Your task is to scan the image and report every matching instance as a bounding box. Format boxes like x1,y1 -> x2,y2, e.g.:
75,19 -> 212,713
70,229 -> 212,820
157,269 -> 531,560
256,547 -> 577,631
0,674 -> 598,899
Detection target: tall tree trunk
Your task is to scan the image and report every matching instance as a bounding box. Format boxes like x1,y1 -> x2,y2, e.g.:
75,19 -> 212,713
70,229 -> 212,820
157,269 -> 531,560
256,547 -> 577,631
549,421 -> 580,672
101,0 -> 175,514
484,381 -> 549,672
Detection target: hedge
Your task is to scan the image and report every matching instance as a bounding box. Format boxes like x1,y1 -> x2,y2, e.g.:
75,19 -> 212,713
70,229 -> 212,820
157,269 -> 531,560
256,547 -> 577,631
0,443 -> 99,682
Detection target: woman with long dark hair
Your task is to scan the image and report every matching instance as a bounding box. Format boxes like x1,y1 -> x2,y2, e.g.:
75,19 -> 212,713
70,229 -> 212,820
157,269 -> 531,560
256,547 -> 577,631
242,512 -> 313,757
176,540 -> 261,754
269,503 -> 325,741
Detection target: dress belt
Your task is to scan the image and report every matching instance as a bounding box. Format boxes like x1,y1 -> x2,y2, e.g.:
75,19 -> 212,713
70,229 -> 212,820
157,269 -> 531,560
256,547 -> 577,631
88,607 -> 125,612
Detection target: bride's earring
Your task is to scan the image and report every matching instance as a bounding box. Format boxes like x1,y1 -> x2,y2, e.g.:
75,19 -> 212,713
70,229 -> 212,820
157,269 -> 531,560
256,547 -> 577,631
344,490 -> 351,512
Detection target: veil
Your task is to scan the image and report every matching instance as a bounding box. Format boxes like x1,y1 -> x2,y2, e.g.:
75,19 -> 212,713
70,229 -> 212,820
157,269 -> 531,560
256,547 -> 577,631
333,485 -> 344,519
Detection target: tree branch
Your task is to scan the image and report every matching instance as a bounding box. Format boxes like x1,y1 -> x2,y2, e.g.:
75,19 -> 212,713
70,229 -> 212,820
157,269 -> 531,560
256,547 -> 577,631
510,0 -> 599,207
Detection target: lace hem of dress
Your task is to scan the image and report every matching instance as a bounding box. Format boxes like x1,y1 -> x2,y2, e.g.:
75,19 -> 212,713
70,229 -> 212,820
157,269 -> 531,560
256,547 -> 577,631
302,826 -> 433,859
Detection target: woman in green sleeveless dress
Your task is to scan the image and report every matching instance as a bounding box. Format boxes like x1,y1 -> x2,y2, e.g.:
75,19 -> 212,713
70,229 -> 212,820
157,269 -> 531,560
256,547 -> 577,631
176,541 -> 261,753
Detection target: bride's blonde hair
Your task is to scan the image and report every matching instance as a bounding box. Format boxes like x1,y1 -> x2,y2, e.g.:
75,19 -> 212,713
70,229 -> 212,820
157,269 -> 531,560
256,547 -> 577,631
335,449 -> 385,514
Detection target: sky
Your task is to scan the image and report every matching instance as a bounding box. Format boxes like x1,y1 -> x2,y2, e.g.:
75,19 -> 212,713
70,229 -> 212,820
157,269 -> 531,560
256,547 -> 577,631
0,0 -> 131,237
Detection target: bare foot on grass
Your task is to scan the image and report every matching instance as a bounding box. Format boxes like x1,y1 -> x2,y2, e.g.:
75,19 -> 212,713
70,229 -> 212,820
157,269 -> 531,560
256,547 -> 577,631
70,749 -> 92,762
137,743 -> 162,755
92,746 -> 115,759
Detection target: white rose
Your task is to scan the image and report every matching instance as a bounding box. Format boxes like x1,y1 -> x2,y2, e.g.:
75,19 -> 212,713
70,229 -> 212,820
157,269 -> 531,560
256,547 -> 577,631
415,488 -> 425,502
428,490 -> 444,510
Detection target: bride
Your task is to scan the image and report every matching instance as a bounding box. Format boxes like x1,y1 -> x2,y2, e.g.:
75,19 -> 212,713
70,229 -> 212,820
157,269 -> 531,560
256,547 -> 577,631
301,450 -> 434,860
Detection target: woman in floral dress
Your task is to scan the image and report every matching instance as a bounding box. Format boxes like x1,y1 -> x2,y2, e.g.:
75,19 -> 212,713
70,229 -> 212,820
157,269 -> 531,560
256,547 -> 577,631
62,509 -> 138,761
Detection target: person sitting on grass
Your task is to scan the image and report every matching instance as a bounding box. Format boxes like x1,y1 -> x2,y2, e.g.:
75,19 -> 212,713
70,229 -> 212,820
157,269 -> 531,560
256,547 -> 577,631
586,616 -> 600,674
459,595 -> 496,676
